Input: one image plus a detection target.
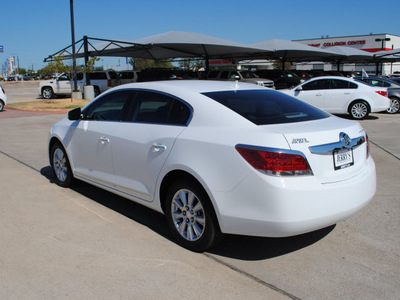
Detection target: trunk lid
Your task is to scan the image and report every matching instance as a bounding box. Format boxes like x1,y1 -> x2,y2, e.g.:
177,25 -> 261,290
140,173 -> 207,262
263,116 -> 368,184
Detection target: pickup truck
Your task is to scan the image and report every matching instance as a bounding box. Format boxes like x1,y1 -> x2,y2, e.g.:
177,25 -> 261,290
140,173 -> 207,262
38,71 -> 120,99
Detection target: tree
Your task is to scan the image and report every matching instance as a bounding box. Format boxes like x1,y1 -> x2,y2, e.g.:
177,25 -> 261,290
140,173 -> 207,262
178,58 -> 203,70
129,58 -> 173,70
272,60 -> 292,70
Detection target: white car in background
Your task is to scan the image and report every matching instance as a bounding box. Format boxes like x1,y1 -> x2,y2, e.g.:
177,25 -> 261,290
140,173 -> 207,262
0,85 -> 7,112
49,81 -> 376,251
281,76 -> 390,119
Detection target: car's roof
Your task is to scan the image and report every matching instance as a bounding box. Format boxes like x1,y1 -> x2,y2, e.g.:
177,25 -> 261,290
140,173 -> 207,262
308,76 -> 356,81
117,80 -> 267,94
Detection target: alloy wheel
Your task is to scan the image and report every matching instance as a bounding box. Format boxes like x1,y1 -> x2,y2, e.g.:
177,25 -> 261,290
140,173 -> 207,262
171,189 -> 205,242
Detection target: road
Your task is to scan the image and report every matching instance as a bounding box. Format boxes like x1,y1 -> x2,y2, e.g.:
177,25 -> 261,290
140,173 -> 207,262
0,82 -> 399,299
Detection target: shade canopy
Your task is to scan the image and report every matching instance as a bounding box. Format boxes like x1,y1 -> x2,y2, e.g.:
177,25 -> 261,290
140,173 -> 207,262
325,46 -> 373,62
45,31 -> 272,62
251,39 -> 343,62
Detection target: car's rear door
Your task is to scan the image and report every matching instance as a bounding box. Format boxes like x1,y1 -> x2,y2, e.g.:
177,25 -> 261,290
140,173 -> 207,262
323,79 -> 357,113
111,90 -> 191,202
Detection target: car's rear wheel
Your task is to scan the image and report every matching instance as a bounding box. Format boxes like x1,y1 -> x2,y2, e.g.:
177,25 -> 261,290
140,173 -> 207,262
0,100 -> 4,112
42,87 -> 54,99
387,97 -> 400,114
165,179 -> 221,252
349,101 -> 369,120
50,142 -> 74,187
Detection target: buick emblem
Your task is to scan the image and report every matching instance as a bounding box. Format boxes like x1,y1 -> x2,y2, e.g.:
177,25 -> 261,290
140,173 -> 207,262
340,132 -> 351,148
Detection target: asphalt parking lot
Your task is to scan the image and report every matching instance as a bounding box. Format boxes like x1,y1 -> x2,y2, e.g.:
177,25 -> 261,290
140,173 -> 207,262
0,82 -> 399,299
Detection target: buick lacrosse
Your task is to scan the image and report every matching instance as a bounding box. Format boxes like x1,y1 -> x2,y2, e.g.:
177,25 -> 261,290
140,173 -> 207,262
49,81 -> 376,251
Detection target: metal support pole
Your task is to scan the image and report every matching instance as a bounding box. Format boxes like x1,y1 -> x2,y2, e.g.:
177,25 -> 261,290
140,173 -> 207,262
70,0 -> 78,92
84,35 -> 90,86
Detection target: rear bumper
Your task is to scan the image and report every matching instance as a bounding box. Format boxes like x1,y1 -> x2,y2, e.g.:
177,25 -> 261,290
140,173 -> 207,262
212,156 -> 376,237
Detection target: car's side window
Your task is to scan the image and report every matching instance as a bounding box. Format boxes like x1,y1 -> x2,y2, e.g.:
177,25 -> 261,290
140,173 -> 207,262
207,71 -> 219,79
84,90 -> 133,121
130,91 -> 191,125
330,79 -> 351,89
220,71 -> 230,79
302,79 -> 329,90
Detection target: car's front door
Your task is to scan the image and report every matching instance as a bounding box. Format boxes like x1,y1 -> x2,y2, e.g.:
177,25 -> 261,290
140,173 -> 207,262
55,73 -> 72,94
69,90 -> 134,186
294,79 -> 329,108
111,90 -> 191,202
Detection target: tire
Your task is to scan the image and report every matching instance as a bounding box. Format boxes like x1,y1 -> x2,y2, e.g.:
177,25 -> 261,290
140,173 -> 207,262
387,97 -> 400,114
349,101 -> 369,120
50,142 -> 74,187
0,100 -> 4,112
165,179 -> 221,252
42,87 -> 54,99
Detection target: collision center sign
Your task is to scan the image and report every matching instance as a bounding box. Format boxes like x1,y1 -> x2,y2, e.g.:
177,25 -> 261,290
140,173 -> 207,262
308,40 -> 366,48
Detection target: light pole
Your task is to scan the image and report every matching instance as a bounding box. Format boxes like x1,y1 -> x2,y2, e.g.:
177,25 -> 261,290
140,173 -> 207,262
375,37 -> 391,75
70,0 -> 78,92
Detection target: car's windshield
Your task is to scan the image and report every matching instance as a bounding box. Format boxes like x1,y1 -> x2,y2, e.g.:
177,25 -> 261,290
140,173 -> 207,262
239,71 -> 259,79
203,89 -> 329,125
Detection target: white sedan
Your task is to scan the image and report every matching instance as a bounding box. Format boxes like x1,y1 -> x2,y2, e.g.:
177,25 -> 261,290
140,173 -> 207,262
48,81 -> 376,251
0,84 -> 7,112
281,76 -> 390,119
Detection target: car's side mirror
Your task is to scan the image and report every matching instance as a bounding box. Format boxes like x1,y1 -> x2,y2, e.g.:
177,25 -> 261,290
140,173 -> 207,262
295,86 -> 303,92
68,107 -> 82,121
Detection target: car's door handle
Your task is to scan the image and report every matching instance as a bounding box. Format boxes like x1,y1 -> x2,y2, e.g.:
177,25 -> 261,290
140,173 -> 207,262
344,92 -> 351,95
152,144 -> 167,152
99,137 -> 110,144
315,93 -> 323,96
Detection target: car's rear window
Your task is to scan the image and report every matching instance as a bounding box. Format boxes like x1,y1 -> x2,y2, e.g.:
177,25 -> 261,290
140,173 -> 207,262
202,89 -> 329,125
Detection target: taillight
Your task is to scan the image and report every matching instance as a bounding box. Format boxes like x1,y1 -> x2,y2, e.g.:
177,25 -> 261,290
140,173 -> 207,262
366,134 -> 370,158
1,87 -> 4,94
107,79 -> 111,87
236,145 -> 313,176
375,91 -> 388,97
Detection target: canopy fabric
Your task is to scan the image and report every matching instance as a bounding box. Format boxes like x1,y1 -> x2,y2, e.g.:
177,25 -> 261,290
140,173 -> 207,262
251,39 -> 342,62
65,31 -> 273,61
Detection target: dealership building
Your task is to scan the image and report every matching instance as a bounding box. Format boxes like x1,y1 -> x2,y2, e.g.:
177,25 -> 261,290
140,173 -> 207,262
294,33 -> 400,75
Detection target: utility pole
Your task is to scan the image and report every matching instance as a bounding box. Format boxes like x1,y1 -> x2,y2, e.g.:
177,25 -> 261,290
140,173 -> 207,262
70,0 -> 78,92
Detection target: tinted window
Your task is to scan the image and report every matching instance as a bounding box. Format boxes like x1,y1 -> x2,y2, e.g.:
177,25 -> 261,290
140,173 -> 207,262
84,90 -> 133,121
130,91 -> 191,125
302,79 -> 329,90
119,72 -> 134,79
207,71 -> 219,79
108,71 -> 119,80
329,79 -> 355,89
76,73 -> 84,81
88,72 -> 107,80
202,90 -> 329,125
220,71 -> 230,79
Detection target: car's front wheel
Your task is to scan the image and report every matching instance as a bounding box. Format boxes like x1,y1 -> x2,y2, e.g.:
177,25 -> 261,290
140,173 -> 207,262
50,142 -> 74,187
0,100 -> 4,112
387,97 -> 400,114
165,179 -> 221,252
42,87 -> 54,99
349,101 -> 369,120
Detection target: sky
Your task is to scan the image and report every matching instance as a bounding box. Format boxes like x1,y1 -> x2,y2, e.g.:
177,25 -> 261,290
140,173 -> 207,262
1,0 -> 399,71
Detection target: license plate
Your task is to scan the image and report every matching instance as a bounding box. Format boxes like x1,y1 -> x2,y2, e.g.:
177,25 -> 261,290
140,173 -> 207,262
333,148 -> 354,170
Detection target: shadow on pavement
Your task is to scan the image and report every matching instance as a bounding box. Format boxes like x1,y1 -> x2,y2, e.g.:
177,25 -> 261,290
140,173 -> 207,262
41,165 -> 335,260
